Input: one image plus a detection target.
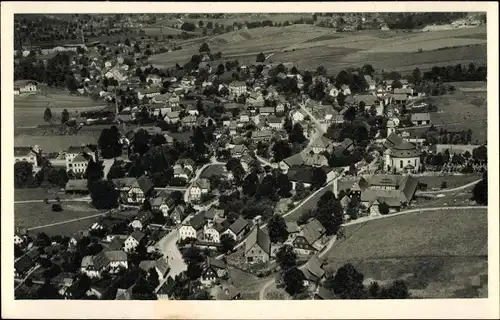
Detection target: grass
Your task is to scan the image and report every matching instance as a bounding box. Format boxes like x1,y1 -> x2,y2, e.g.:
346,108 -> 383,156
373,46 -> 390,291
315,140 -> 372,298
15,188 -> 71,201
304,34 -> 342,43
226,267 -> 274,300
416,174 -> 482,190
27,216 -> 101,238
14,133 -> 100,153
199,164 -> 225,179
283,186 -> 331,223
324,208 -> 487,298
15,201 -> 103,230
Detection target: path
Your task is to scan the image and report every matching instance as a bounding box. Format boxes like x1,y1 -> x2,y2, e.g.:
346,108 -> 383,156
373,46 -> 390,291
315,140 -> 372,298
14,265 -> 41,291
258,205 -> 487,299
154,229 -> 187,293
14,197 -> 90,204
417,179 -> 482,195
26,211 -> 111,231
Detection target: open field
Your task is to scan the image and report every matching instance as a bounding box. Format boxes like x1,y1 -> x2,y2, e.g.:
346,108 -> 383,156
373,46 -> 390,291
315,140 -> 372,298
416,174 -> 482,190
15,188 -> 71,201
427,91 -> 487,144
324,208 -> 487,298
26,216 -> 101,238
226,267 -> 274,300
149,25 -> 486,74
15,201 -> 102,230
14,133 -> 100,153
283,186 -> 331,223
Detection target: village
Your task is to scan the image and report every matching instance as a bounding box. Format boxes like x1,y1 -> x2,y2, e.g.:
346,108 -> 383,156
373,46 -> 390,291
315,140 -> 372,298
12,13 -> 489,301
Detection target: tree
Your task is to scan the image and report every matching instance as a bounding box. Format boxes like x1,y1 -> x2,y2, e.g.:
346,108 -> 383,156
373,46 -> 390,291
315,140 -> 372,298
343,106 -> 357,122
132,129 -> 150,155
272,140 -> 292,162
43,108 -> 52,122
198,20 -> 204,28
289,123 -> 306,144
391,79 -> 403,89
147,267 -> 160,288
368,281 -> 381,298
88,180 -> 119,209
472,172 -> 487,205
199,42 -> 210,54
181,22 -> 196,32
276,244 -> 297,271
14,161 -> 34,188
412,67 -> 422,84
256,52 -> 266,63
61,109 -> 70,124
361,64 -> 374,76
316,65 -> 327,76
378,202 -> 390,215
379,280 -> 410,299
311,167 -> 327,189
332,263 -> 366,299
98,126 -> 122,159
219,233 -> 236,254
283,267 -> 305,296
85,159 -> 104,184
472,145 -> 487,163
268,214 -> 289,244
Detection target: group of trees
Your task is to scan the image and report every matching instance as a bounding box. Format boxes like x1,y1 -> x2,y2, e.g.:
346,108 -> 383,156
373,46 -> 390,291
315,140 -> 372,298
298,190 -> 344,236
14,160 -> 69,190
422,63 -> 487,83
383,12 -> 468,30
323,263 -> 410,299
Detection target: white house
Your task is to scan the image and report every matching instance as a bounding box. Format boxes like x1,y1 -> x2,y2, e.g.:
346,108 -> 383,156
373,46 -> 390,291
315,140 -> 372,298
291,109 -> 306,124
124,231 -> 145,252
14,147 -> 38,168
146,74 -> 162,85
221,216 -> 249,242
178,212 -> 205,240
228,81 -> 247,96
14,80 -> 38,95
189,178 -> 210,202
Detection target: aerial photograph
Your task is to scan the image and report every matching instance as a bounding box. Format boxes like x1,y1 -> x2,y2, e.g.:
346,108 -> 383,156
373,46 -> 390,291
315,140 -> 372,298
12,12 -> 488,301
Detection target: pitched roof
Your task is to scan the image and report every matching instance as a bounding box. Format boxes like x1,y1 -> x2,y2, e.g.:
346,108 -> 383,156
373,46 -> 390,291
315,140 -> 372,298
286,221 -> 299,234
104,250 -> 127,262
228,216 -> 249,235
193,178 -> 210,190
302,255 -> 325,281
113,178 -> 139,189
115,287 -> 134,300
155,257 -> 170,276
301,218 -> 326,245
410,113 -> 431,121
65,179 -> 88,192
354,94 -> 377,105
315,286 -> 335,299
187,212 -> 206,230
311,136 -> 333,149
130,230 -> 145,242
205,257 -> 226,270
14,147 -> 34,157
137,175 -> 154,194
361,174 -> 419,206
92,250 -> 111,270
245,226 -> 271,255
157,276 -> 176,296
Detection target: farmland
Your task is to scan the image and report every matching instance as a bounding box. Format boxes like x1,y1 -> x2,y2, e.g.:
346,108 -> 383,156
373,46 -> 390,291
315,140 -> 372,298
416,173 -> 482,190
324,208 -> 487,298
149,24 -> 486,74
15,201 -> 104,230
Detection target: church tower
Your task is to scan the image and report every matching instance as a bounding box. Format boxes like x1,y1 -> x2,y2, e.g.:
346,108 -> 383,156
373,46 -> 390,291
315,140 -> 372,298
386,119 -> 396,136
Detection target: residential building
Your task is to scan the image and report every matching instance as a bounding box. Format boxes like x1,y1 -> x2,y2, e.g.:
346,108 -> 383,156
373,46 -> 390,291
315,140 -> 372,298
146,74 -> 162,85
171,204 -> 188,225
291,109 -> 306,124
65,179 -> 89,194
357,174 -> 419,215
124,230 -> 145,252
267,115 -> 284,129
14,80 -> 38,95
164,111 -> 180,124
252,130 -> 273,142
310,136 -> 334,154
301,255 -> 326,286
285,221 -> 300,244
179,212 -> 205,240
156,276 -> 176,300
190,178 -> 210,201
129,211 -> 153,230
244,226 -> 271,264
200,258 -> 228,286
230,144 -> 248,158
410,113 -> 432,126
259,107 -> 275,116
229,81 -> 247,96
14,147 -> 38,167
222,216 -> 250,241
292,218 -> 328,256
138,256 -> 170,281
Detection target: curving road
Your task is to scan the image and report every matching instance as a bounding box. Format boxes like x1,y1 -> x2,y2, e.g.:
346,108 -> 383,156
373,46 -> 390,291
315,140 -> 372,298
258,205 -> 487,299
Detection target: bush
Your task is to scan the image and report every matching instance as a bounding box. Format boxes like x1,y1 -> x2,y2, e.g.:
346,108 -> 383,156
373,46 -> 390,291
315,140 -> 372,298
440,181 -> 448,189
52,203 -> 63,212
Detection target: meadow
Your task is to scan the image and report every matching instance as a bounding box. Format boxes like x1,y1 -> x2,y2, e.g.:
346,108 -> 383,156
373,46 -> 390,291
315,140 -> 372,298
324,208 -> 487,298
149,25 -> 486,74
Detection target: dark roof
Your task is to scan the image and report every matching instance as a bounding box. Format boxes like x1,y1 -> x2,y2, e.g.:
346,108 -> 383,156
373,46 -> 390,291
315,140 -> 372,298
137,175 -> 154,194
315,286 -> 335,299
92,250 -> 111,270
384,133 -> 404,149
228,216 -> 249,235
187,212 -> 206,231
15,255 -> 35,274
205,257 -> 227,270
245,226 -> 271,255
301,219 -> 326,245
130,230 -> 146,242
303,255 -> 325,281
361,174 -> 419,206
65,179 -> 89,192
157,277 -> 176,296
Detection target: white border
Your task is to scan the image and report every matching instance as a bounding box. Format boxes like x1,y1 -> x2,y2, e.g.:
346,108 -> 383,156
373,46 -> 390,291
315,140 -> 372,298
2,2 -> 498,319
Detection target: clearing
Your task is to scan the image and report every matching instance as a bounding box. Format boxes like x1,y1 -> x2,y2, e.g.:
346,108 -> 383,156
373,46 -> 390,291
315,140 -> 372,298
324,208 -> 487,298
15,201 -> 103,230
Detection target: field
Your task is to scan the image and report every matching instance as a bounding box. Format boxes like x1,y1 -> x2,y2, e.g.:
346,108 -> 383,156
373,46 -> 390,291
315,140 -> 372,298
324,208 -> 487,298
416,173 -> 482,190
27,216 -> 101,238
149,25 -> 486,74
15,188 -> 72,201
225,267 -> 274,300
15,201 -> 103,230
427,91 -> 488,144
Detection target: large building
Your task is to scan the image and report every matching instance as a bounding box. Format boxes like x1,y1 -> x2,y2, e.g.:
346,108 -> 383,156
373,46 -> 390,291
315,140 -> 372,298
384,133 -> 422,173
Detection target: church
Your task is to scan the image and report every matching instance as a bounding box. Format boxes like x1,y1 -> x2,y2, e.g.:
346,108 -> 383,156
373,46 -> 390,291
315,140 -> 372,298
383,120 -> 422,173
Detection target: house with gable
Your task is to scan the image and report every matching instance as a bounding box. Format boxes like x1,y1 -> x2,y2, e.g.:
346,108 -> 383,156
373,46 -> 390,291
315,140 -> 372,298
244,226 -> 271,264
171,204 -> 188,225
200,257 -> 228,286
301,255 -> 326,286
14,147 -> 39,168
292,218 -> 328,256
179,212 -> 206,240
190,178 -> 210,202
310,135 -> 335,154
222,216 -> 250,241
139,256 -> 170,281
124,230 -> 146,252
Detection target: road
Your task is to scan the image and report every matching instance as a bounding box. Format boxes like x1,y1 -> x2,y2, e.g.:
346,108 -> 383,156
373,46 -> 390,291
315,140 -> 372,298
417,179 -> 482,195
14,197 -> 91,204
258,205 -> 487,299
14,265 -> 41,291
26,211 -> 111,231
154,186 -> 188,192
154,229 -> 187,293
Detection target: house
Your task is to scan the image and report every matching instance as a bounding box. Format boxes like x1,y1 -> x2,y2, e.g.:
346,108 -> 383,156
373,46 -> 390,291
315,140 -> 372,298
69,154 -> 90,174
301,255 -> 326,285
410,113 -> 431,126
112,175 -> 153,204
285,221 -> 300,243
129,211 -> 153,230
252,130 -> 273,142
190,178 -> 210,201
137,88 -> 161,100
173,164 -> 192,180
229,81 -> 247,96
156,276 -> 176,300
364,75 -> 376,91
358,174 -> 419,215
14,80 -> 38,95
153,197 -> 175,217
115,286 -> 134,300
14,234 -> 25,246
146,74 -> 162,85
185,104 -> 199,116
124,230 -> 145,252
65,179 -> 89,194
292,218 -> 328,256
391,93 -> 408,104
314,286 -> 335,300
310,136 -> 334,154
267,115 -> 285,129
238,111 -> 251,124
354,94 -> 378,109
247,92 -> 264,107
181,115 -> 198,128
341,84 -> 351,96
64,278 -> 90,299
14,147 -> 38,167
222,216 -> 250,241
81,250 -> 128,278
139,256 -> 170,281
287,166 -> 332,189
230,144 -> 248,158
171,204 -> 188,224
240,154 -> 256,172
259,107 -> 275,116
179,212 -> 206,240
291,109 -> 306,124
275,102 -> 286,114
244,226 -> 271,264
200,258 -> 228,286
164,111 -> 180,124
